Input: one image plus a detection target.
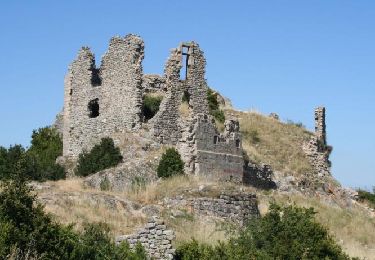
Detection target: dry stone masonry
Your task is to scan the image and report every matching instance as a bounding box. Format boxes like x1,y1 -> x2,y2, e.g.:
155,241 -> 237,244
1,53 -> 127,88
116,216 -> 175,260
191,192 -> 260,225
303,107 -> 332,177
61,35 -> 245,181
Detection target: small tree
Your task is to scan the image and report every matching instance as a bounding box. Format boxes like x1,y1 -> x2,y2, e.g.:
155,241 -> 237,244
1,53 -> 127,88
27,127 -> 65,181
207,88 -> 225,124
157,148 -> 184,178
75,138 -> 123,177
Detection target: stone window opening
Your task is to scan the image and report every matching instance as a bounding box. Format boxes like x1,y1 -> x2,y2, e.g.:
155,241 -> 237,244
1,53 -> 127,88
236,139 -> 240,148
69,89 -> 73,96
88,98 -> 99,118
214,135 -> 218,144
180,46 -> 189,80
91,68 -> 102,86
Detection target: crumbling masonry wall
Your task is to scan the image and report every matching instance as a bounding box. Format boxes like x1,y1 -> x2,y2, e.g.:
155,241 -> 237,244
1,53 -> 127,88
303,107 -> 332,177
150,42 -> 244,179
116,216 -> 175,260
63,34 -> 144,157
62,35 -> 245,182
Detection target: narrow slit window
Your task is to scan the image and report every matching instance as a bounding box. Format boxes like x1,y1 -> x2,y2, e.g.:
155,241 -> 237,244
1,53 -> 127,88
180,46 -> 189,80
214,136 -> 218,144
88,98 -> 99,118
236,139 -> 241,148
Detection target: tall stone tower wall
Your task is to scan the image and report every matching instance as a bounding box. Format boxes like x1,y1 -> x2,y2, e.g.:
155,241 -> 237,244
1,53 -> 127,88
315,107 -> 326,148
62,34 -> 144,157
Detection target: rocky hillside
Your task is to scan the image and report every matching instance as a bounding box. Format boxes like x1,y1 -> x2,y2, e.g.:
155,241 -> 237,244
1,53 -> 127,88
34,109 -> 375,259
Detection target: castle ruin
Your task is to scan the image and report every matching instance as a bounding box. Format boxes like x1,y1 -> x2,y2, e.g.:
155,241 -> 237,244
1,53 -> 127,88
61,34 -> 244,182
303,107 -> 332,177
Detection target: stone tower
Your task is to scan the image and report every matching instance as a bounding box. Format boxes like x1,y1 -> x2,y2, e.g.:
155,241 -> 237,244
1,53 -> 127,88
62,34 -> 144,157
314,107 -> 326,149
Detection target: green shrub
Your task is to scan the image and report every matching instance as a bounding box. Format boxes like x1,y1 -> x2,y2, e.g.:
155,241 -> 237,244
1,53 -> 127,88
357,188 -> 375,209
157,148 -> 184,178
207,88 -> 225,124
75,137 -> 123,177
0,127 -> 65,181
100,176 -> 111,191
27,127 -> 65,181
143,94 -> 163,121
176,204 -> 352,260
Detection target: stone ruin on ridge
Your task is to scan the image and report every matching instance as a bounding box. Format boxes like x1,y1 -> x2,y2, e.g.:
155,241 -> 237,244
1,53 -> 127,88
60,34 -> 244,182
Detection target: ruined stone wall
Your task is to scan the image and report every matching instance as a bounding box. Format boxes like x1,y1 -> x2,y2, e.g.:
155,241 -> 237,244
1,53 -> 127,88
315,107 -> 326,147
185,43 -> 209,115
150,48 -> 183,144
62,34 -> 144,157
303,107 -> 331,177
142,74 -> 166,93
191,193 -> 260,225
194,116 -> 244,181
116,216 -> 175,260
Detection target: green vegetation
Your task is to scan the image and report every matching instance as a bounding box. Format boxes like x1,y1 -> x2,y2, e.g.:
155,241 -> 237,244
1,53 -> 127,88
207,88 -> 225,123
157,148 -> 184,178
357,187 -> 375,209
0,127 -> 65,181
75,137 -> 123,177
143,94 -> 163,121
176,204 -> 353,260
0,176 -> 147,259
100,176 -> 111,191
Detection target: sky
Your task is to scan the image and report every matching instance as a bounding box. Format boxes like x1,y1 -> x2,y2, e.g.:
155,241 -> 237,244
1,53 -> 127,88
0,0 -> 374,189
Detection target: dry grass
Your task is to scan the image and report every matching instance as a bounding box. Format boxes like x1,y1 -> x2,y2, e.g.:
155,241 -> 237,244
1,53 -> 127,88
234,110 -> 314,176
164,213 -> 227,247
258,192 -> 375,259
39,178 -> 147,236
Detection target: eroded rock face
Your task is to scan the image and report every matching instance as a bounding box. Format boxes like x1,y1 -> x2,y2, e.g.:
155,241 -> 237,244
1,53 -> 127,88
116,216 -> 175,260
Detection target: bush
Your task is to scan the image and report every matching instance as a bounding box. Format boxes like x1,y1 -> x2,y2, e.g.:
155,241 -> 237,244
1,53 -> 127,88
157,148 -> 184,178
27,127 -> 65,181
176,204 -> 352,260
143,94 -> 163,121
357,188 -> 375,209
207,88 -> 225,124
0,127 -> 65,181
75,138 -> 123,177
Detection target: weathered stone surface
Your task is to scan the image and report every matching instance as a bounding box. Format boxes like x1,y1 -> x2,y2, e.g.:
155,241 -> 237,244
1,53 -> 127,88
303,107 -> 332,177
61,35 -> 245,184
116,216 -> 175,260
164,192 -> 260,226
62,34 -> 144,157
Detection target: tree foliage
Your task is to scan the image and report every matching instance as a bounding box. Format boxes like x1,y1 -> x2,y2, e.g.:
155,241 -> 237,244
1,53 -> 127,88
157,148 -> 184,178
176,204 -> 353,260
75,137 -> 123,177
0,127 -> 65,181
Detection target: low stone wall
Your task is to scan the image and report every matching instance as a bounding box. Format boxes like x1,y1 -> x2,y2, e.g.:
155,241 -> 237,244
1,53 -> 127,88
116,216 -> 175,260
191,193 -> 260,225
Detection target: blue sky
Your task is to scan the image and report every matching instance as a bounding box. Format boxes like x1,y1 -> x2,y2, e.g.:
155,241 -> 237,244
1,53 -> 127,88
0,1 -> 374,188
